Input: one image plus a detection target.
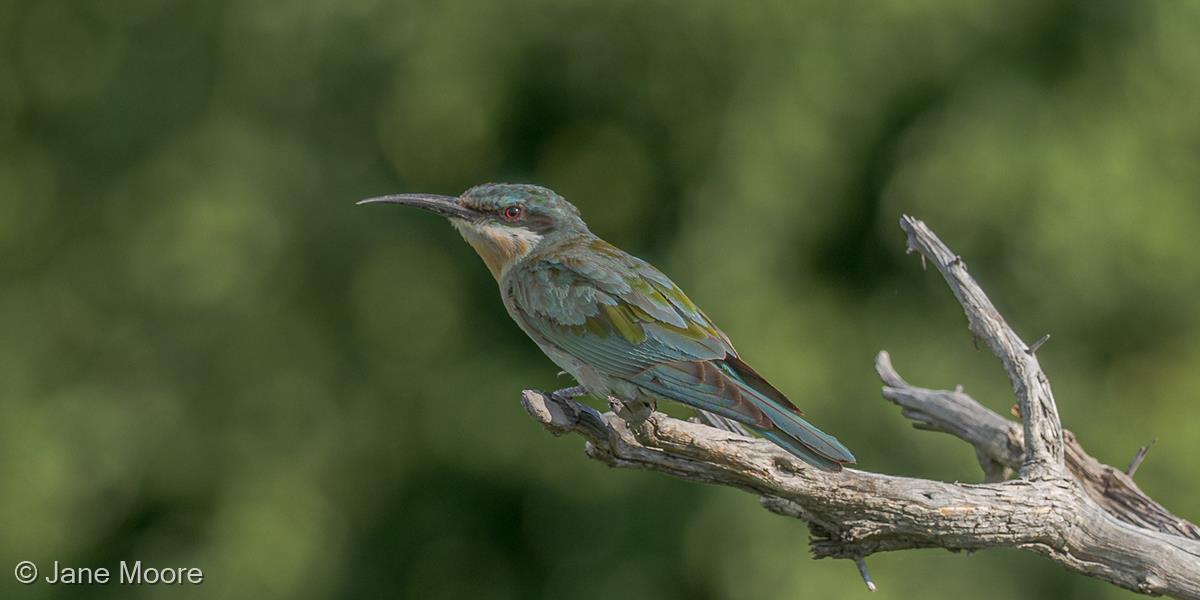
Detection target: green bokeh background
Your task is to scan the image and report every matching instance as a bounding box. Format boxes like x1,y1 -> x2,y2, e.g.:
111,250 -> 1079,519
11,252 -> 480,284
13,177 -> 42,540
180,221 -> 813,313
2,1 -> 1198,598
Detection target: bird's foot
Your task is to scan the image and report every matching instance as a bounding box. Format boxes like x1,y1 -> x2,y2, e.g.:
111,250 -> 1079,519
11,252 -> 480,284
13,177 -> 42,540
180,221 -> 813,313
609,396 -> 655,430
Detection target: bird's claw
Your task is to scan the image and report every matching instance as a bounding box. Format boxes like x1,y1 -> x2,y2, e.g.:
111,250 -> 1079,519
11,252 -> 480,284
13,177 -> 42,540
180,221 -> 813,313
609,397 -> 655,429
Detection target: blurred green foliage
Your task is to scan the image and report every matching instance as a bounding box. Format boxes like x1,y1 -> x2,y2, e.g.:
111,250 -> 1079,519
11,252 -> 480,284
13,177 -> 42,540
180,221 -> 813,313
2,0 -> 1198,598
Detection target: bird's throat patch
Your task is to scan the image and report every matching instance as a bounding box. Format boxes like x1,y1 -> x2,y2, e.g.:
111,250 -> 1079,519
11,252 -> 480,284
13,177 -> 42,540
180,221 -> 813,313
452,221 -> 542,280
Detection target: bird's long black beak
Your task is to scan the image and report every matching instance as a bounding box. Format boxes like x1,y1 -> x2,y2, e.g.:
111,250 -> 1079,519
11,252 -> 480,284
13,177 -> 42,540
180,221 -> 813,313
357,193 -> 477,220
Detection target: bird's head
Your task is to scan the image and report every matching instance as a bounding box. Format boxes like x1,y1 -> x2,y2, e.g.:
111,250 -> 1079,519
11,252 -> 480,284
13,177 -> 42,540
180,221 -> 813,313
359,183 -> 587,280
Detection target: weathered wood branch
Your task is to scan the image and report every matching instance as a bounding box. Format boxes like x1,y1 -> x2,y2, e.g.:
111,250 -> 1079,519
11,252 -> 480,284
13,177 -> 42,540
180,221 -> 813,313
877,351 -> 1200,540
519,216 -> 1200,598
899,216 -> 1065,479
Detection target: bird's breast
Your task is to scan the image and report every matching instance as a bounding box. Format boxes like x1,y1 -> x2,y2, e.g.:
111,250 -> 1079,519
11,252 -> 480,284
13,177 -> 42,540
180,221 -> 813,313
499,280 -> 615,397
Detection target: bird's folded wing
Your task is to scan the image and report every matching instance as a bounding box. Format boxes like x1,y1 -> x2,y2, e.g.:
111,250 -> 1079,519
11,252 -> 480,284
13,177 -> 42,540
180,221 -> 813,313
509,240 -> 782,426
509,239 -> 735,378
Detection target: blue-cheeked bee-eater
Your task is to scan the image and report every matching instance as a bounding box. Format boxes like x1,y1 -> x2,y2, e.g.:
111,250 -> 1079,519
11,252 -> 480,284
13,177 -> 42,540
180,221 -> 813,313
359,184 -> 855,471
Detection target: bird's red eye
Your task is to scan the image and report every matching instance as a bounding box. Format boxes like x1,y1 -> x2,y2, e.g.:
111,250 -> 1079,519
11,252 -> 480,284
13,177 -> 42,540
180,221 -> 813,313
502,206 -> 524,221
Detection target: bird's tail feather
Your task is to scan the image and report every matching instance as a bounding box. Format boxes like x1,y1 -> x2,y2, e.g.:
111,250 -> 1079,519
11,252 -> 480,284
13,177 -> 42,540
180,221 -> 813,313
722,356 -> 856,471
757,429 -> 845,472
634,357 -> 856,471
749,399 -> 855,471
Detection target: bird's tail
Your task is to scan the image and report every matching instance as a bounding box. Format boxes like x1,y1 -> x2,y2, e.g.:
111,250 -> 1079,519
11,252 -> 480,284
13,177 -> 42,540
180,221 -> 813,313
747,399 -> 856,472
634,356 -> 856,471
722,356 -> 856,471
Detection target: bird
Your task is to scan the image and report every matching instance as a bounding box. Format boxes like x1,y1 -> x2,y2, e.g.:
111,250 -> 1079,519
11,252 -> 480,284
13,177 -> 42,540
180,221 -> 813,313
359,183 -> 855,471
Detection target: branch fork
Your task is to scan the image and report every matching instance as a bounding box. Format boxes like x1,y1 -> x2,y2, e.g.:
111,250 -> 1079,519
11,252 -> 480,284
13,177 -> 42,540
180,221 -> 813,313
519,216 -> 1200,598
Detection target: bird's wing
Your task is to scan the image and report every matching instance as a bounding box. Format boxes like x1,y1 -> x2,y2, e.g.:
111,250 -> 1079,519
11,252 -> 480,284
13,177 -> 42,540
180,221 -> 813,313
509,239 -> 855,470
509,238 -> 734,376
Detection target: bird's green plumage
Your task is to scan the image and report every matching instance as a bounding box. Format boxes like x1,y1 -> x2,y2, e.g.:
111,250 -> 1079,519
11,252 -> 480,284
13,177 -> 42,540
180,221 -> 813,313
368,183 -> 856,471
506,225 -> 855,471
